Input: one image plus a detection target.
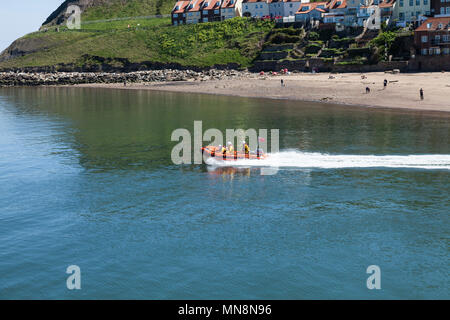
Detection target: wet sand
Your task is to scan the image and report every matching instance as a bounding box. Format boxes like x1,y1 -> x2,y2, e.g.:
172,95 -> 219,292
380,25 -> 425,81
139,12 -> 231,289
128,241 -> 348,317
74,72 -> 450,113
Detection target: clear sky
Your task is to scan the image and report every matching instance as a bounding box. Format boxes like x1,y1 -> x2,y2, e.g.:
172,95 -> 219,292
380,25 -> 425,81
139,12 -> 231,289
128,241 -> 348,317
0,0 -> 65,52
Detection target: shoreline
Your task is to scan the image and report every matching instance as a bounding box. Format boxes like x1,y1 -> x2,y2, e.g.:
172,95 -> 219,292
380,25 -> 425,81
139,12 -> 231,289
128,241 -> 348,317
70,72 -> 450,114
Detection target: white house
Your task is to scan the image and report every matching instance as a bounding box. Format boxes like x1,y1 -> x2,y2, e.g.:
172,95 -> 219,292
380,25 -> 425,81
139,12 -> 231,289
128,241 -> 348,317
269,0 -> 286,17
393,0 -> 430,23
283,0 -> 306,17
242,0 -> 270,17
295,1 -> 328,22
221,0 -> 244,19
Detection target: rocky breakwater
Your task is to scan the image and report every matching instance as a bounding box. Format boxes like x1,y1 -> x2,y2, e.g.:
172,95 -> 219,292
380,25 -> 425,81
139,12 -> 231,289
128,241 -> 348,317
0,69 -> 252,87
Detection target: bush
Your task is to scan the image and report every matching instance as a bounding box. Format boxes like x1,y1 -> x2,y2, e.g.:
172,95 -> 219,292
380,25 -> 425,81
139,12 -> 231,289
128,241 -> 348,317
305,43 -> 322,54
268,33 -> 301,44
308,31 -> 320,41
369,31 -> 397,60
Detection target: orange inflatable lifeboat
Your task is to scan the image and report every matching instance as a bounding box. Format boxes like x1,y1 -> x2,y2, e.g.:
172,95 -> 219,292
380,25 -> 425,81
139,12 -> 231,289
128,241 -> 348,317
201,146 -> 267,161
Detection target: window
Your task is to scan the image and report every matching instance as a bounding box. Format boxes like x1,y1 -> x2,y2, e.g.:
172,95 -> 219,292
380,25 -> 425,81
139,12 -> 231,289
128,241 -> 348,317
400,0 -> 404,6
444,48 -> 450,54
399,12 -> 405,20
441,8 -> 445,14
421,35 -> 428,42
422,48 -> 428,55
409,0 -> 413,6
416,0 -> 419,5
447,7 -> 450,14
173,13 -> 178,17
290,3 -> 293,7
444,35 -> 450,42
424,0 -> 428,4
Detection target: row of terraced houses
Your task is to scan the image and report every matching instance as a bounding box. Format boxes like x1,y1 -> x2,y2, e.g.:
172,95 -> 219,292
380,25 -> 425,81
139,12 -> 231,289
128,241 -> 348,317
171,0 -> 450,55
172,0 -> 450,25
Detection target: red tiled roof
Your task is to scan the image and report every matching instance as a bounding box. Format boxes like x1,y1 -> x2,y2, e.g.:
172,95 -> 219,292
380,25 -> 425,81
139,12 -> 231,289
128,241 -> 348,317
243,0 -> 267,2
327,0 -> 346,10
202,0 -> 222,10
186,0 -> 204,12
415,17 -> 450,31
221,0 -> 237,8
172,0 -> 191,13
296,2 -> 328,15
379,0 -> 396,8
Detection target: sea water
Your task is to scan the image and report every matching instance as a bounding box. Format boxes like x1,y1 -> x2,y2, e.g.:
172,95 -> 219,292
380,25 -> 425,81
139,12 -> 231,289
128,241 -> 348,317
0,87 -> 448,299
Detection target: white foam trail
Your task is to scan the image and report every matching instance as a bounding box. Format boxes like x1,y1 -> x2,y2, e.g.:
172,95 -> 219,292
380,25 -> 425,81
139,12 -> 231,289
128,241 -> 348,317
205,150 -> 450,170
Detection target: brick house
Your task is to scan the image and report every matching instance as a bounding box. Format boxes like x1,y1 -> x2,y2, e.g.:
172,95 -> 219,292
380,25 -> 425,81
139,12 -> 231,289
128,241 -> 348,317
431,0 -> 450,16
414,16 -> 450,55
172,1 -> 191,25
201,0 -> 223,22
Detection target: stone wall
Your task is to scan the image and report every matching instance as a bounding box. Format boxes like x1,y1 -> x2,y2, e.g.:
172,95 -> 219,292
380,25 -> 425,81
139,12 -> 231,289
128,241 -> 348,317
0,69 -> 249,87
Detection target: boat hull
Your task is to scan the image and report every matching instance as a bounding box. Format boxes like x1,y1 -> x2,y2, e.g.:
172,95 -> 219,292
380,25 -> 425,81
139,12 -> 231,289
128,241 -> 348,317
201,146 -> 267,161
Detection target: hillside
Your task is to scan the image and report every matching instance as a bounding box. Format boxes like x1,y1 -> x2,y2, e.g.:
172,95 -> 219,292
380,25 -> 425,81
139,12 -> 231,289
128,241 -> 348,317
0,15 -> 274,70
42,0 -> 174,26
0,0 -> 412,73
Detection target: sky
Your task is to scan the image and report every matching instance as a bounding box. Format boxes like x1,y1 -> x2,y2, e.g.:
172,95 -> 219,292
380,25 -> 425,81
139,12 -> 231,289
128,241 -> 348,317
0,0 -> 65,52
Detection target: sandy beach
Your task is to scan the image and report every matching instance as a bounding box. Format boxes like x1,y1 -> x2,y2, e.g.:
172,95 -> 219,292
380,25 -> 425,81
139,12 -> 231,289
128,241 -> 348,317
74,72 -> 450,113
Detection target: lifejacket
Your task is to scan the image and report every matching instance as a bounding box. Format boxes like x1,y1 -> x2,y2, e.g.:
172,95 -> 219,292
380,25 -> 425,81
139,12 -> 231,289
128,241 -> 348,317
221,147 -> 227,154
244,144 -> 249,154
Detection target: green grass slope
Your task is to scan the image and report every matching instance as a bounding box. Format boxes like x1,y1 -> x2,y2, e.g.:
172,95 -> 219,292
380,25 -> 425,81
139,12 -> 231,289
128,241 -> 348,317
42,0 -> 175,26
0,18 -> 274,70
82,0 -> 174,20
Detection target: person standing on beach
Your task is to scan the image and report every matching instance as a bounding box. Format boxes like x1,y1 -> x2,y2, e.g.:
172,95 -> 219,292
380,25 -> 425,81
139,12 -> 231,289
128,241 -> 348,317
281,79 -> 284,87
420,88 -> 424,100
383,79 -> 387,89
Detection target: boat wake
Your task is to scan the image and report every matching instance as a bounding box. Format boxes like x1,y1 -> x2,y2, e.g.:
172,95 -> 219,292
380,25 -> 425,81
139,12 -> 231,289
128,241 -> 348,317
205,150 -> 450,170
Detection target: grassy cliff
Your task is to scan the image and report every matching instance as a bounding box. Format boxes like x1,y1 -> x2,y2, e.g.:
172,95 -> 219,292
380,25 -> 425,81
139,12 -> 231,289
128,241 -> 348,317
42,0 -> 175,25
0,0 -> 275,71
0,17 -> 274,70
